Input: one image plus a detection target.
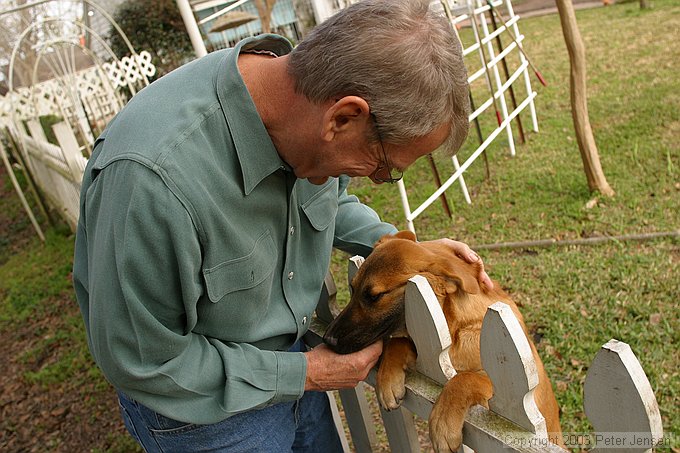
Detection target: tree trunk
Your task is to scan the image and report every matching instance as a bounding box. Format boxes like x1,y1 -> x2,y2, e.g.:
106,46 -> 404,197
555,0 -> 615,196
254,0 -> 278,34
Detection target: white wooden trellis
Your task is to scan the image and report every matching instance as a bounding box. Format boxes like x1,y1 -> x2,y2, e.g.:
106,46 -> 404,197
304,258 -> 664,453
0,49 -> 155,235
396,0 -> 540,233
0,52 -> 155,128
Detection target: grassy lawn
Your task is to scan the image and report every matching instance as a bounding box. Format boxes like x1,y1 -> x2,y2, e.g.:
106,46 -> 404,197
1,0 -> 678,451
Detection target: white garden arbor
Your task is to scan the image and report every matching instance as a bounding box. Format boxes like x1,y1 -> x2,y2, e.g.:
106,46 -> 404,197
0,0 -> 156,237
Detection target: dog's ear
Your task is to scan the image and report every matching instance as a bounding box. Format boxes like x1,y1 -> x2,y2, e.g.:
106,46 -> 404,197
429,258 -> 481,295
394,230 -> 417,242
374,230 -> 417,248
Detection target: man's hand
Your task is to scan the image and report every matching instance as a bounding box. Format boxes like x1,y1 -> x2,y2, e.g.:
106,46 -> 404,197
304,340 -> 383,391
428,238 -> 493,289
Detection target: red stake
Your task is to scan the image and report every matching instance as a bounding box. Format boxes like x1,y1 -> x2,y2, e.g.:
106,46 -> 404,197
487,0 -> 548,87
468,5 -> 504,127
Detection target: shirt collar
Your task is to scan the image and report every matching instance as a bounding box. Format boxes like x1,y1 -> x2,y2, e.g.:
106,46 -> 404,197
216,34 -> 294,195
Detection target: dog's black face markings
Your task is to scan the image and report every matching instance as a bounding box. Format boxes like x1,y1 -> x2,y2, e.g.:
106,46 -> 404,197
324,280 -> 409,354
363,287 -> 384,305
324,245 -> 416,354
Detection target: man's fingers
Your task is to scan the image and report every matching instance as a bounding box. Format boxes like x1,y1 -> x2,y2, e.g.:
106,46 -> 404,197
463,248 -> 493,289
430,238 -> 494,289
304,340 -> 383,391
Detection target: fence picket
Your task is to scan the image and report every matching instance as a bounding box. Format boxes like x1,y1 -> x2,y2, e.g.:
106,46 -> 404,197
404,275 -> 456,385
481,303 -> 547,436
584,339 -> 663,453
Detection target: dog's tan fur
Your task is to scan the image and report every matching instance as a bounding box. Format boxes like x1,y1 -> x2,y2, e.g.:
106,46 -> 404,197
324,231 -> 563,452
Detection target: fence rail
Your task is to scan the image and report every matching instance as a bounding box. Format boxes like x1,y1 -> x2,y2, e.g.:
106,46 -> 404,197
305,257 -> 664,453
3,120 -> 86,232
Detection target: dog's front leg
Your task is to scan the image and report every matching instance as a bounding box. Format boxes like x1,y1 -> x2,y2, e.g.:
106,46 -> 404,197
376,337 -> 416,410
429,371 -> 493,453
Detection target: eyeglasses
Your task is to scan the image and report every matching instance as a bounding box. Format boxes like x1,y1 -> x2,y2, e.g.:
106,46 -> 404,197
371,114 -> 403,184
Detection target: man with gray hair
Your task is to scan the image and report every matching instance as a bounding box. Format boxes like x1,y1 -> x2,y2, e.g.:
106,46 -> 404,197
73,0 -> 488,451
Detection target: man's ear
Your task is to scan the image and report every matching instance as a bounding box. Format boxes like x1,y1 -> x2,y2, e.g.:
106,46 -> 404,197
321,96 -> 371,142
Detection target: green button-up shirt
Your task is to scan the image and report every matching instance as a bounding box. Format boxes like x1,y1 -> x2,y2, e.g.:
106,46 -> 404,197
73,35 -> 397,424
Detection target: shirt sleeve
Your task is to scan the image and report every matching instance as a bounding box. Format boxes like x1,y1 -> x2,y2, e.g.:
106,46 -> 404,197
77,160 -> 306,424
332,175 -> 398,257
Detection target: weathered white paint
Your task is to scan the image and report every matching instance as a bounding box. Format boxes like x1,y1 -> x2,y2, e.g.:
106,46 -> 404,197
481,302 -> 547,436
584,339 -> 664,453
405,275 -> 456,385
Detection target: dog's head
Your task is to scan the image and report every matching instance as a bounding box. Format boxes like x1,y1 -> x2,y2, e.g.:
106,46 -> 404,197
323,231 -> 482,354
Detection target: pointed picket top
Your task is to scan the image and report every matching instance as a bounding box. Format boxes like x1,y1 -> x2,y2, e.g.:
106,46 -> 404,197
481,302 -> 547,436
584,339 -> 663,453
404,275 -> 456,385
348,255 -> 365,296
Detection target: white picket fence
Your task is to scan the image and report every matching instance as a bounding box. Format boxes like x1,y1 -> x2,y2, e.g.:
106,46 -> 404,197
2,120 -> 87,232
304,257 -> 664,452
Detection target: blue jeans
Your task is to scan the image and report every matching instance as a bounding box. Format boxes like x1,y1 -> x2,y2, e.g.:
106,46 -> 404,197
116,344 -> 344,452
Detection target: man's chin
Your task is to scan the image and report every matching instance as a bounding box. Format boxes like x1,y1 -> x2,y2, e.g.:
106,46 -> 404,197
307,176 -> 330,185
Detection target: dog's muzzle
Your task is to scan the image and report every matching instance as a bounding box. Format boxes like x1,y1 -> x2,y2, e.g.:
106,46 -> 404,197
323,333 -> 338,347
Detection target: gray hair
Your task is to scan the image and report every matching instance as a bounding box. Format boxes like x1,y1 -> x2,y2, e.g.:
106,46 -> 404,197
287,0 -> 470,155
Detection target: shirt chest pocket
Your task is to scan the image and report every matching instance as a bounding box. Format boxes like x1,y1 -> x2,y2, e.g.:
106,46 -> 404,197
202,231 -> 277,304
300,179 -> 338,231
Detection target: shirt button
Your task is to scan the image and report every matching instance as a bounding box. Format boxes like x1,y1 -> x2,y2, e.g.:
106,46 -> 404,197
288,271 -> 294,280
289,226 -> 295,235
302,316 -> 307,325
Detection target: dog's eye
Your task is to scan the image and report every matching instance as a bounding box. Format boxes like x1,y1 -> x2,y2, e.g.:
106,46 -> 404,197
363,289 -> 383,304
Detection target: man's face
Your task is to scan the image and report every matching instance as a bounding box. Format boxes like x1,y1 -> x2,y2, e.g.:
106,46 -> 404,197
368,122 -> 451,185
305,121 -> 451,185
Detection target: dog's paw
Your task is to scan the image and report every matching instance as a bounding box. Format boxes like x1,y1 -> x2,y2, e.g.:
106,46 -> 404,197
429,400 -> 465,453
376,368 -> 406,410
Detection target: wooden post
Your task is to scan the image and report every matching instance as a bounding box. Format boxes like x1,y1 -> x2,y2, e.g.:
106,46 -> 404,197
555,0 -> 615,196
0,140 -> 45,242
310,265 -> 375,452
6,124 -> 51,224
379,405 -> 421,453
316,272 -> 337,323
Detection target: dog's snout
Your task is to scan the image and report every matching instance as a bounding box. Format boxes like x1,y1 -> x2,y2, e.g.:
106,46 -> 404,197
324,334 -> 338,347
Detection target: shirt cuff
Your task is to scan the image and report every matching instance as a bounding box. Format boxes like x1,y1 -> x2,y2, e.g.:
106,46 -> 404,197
271,351 -> 307,404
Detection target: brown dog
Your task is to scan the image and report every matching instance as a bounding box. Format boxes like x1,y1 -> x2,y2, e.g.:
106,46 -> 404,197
324,231 -> 563,452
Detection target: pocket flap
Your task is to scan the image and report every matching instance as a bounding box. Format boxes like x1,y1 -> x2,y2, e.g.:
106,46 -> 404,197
202,232 -> 276,302
301,182 -> 338,231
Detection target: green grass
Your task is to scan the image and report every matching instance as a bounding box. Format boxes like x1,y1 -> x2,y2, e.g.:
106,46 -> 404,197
333,0 -> 679,447
0,230 -> 74,324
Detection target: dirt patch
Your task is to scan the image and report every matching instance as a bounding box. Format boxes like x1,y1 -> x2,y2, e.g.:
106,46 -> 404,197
0,296 -> 133,452
0,317 -> 127,453
0,165 -> 136,452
